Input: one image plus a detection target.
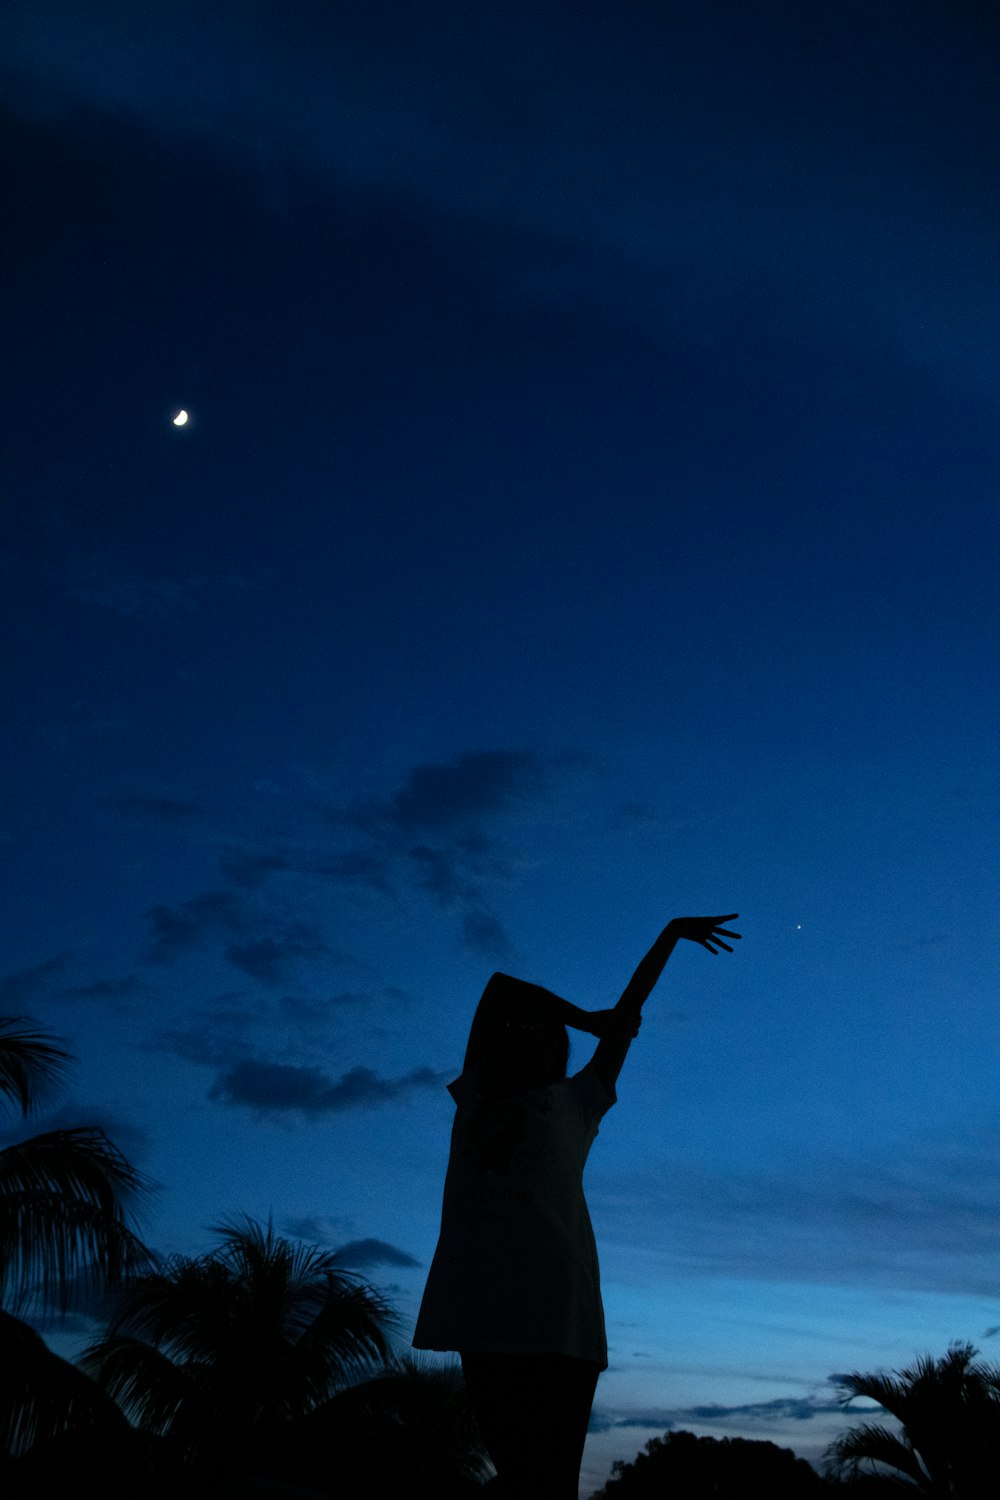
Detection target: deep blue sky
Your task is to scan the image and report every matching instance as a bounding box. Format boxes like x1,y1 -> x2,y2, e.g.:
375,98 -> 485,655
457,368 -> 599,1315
3,2 -> 999,1489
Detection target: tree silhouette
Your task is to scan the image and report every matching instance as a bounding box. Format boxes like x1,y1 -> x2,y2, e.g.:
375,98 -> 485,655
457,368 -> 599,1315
292,1354 -> 492,1497
81,1216 -> 398,1488
826,1343 -> 1000,1495
0,1306 -> 161,1499
0,1015 -> 151,1315
590,1428 -> 832,1498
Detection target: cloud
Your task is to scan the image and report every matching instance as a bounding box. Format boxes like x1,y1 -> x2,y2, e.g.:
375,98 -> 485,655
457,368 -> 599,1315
316,749 -> 564,953
405,848 -> 514,958
282,1213 -> 353,1244
154,989 -> 386,1073
0,956 -> 68,1008
209,749 -> 572,959
683,1397 -> 843,1427
144,892 -> 329,984
106,793 -> 203,822
592,1139 -> 1000,1298
225,925 -> 327,986
58,975 -> 147,1005
588,1407 -> 674,1435
212,749 -> 582,957
897,933 -> 951,953
145,890 -> 247,963
461,908 -> 514,959
409,844 -> 468,906
156,1006 -> 258,1067
331,1237 -> 420,1270
7,0 -> 998,467
589,1394 -> 842,1437
207,1059 -> 447,1119
347,750 -> 548,838
9,0 -> 991,378
219,843 -> 396,895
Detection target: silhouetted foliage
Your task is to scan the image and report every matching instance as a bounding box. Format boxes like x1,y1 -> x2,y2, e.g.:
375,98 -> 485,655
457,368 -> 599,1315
0,1015 -> 152,1314
826,1343 -> 1000,1496
80,1216 -> 407,1492
0,1308 -> 166,1499
1,1203 -> 489,1497
590,1428 -> 833,1499
290,1355 -> 491,1497
0,1307 -> 128,1454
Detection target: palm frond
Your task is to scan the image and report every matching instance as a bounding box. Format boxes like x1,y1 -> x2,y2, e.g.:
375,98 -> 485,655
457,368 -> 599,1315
209,1214 -> 395,1383
100,1256 -> 236,1357
0,1308 -> 128,1457
0,1126 -> 154,1313
81,1333 -> 193,1436
301,1357 -> 493,1491
837,1371 -> 911,1419
826,1421 -> 927,1485
281,1267 -> 395,1412
0,1017 -> 69,1118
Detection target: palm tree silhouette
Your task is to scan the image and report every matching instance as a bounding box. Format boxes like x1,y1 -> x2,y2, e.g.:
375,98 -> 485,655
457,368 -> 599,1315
297,1354 -> 492,1496
827,1342 -> 1000,1495
81,1216 -> 397,1487
0,1307 -> 139,1480
0,1016 -> 151,1315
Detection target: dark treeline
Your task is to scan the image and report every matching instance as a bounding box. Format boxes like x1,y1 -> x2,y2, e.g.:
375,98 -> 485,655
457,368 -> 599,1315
3,1017 -> 1000,1498
592,1430 -> 832,1498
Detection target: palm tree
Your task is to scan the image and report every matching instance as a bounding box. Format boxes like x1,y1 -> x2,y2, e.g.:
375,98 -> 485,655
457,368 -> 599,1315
0,1015 -> 152,1315
297,1354 -> 493,1496
0,1306 -> 132,1453
826,1342 -> 1000,1496
81,1216 -> 398,1487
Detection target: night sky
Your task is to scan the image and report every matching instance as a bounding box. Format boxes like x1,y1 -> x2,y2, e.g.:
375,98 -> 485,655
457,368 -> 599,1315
3,2 -> 999,1490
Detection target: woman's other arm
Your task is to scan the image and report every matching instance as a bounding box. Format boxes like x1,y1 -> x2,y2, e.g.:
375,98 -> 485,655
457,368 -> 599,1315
461,971 -> 595,1075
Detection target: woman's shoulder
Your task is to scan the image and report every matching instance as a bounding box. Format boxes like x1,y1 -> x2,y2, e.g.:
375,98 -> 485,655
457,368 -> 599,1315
565,1058 -> 617,1119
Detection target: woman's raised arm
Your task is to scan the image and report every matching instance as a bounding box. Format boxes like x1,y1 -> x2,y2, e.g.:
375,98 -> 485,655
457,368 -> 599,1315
592,914 -> 740,1091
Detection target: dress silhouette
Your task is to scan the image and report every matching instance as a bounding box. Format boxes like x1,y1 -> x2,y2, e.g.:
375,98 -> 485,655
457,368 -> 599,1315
413,913 -> 740,1498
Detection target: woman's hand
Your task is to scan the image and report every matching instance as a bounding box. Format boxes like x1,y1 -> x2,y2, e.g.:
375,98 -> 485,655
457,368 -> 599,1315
667,914 -> 741,954
587,1009 -> 642,1040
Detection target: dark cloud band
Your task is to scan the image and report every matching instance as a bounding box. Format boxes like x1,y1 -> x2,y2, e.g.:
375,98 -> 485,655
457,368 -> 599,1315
208,1059 -> 447,1118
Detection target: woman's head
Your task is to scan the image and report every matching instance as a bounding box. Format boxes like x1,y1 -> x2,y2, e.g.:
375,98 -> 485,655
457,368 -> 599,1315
486,1010 -> 569,1093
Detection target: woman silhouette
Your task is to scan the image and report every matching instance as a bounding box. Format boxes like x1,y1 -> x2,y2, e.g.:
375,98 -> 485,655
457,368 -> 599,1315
413,913 -> 740,1498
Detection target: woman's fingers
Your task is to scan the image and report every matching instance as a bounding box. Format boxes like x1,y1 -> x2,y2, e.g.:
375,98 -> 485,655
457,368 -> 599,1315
711,924 -> 740,942
675,914 -> 741,951
702,920 -> 740,953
